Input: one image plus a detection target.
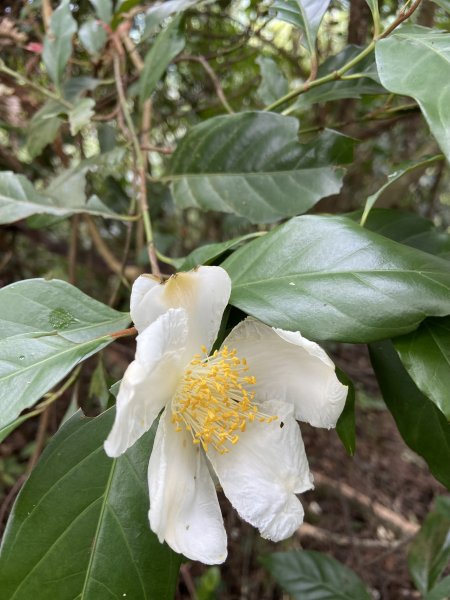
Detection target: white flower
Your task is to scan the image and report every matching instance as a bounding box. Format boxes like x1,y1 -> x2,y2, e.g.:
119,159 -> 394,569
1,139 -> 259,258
104,266 -> 347,564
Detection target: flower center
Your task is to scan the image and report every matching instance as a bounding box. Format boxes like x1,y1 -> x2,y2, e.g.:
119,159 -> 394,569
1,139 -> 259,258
171,345 -> 277,453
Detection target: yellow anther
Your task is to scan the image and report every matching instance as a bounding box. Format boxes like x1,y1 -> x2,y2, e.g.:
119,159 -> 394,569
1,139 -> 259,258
171,345 -> 276,454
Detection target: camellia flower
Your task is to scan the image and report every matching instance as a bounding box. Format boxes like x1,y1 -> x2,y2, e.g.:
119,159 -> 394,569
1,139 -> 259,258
104,266 -> 347,564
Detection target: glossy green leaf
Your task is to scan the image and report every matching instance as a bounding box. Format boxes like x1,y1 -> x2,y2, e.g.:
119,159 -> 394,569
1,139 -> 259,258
68,98 -> 95,135
408,497 -> 450,593
169,112 -> 344,224
376,27 -> 450,162
261,550 -> 371,599
256,56 -> 288,105
0,334 -> 110,431
288,46 -> 383,112
139,14 -> 185,104
144,0 -> 199,37
175,232 -> 266,271
272,1 -> 331,54
63,77 -> 104,103
369,340 -> 450,490
394,317 -> 450,420
90,0 -> 113,23
42,0 -> 77,88
425,576 -> 450,600
0,409 -> 181,599
223,215 -> 450,342
79,19 -> 107,56
0,413 -> 35,445
351,209 -> 450,260
361,155 -> 444,225
26,100 -> 64,158
0,278 -> 130,342
0,165 -> 125,224
336,370 -> 356,456
0,279 -> 130,429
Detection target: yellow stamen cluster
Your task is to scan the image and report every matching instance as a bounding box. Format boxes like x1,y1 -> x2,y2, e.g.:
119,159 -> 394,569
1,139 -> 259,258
172,345 -> 277,453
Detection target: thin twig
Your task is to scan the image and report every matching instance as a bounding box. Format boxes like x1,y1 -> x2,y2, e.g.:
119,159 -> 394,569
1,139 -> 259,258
378,0 -> 423,39
68,215 -> 79,284
26,406 -> 51,473
84,215 -> 138,283
314,473 -> 419,536
177,54 -> 234,114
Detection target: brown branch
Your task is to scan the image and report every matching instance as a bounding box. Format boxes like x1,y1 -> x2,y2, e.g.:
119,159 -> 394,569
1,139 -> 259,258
378,0 -> 423,39
84,215 -> 140,282
314,473 -> 419,536
177,54 -> 234,114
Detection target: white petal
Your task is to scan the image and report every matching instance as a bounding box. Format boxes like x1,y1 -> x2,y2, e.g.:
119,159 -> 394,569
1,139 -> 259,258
104,308 -> 188,457
131,266 -> 231,358
223,318 -> 347,428
209,400 -> 313,542
148,409 -> 227,564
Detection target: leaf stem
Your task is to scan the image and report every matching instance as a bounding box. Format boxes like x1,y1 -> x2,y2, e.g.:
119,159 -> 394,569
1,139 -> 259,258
0,60 -> 73,110
264,42 -> 376,112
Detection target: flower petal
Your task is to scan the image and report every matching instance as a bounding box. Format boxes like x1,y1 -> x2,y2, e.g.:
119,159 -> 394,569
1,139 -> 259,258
209,400 -> 313,542
104,308 -> 188,457
148,409 -> 227,564
131,266 -> 231,358
223,318 -> 347,428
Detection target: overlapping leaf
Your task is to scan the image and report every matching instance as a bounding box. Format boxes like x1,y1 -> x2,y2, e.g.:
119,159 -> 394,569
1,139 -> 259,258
223,215 -> 450,342
0,151 -> 127,224
169,112 -> 345,224
369,341 -> 450,490
0,409 -> 181,599
408,497 -> 450,594
261,550 -> 371,599
139,14 -> 185,104
376,26 -> 450,162
0,279 -> 130,429
394,318 -> 450,420
42,0 -> 77,88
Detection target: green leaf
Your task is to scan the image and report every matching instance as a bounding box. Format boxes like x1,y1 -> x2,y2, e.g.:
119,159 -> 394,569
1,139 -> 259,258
394,317 -> 450,420
175,232 -> 266,271
63,77 -> 104,103
261,549 -> 371,599
272,1 -> 331,54
256,56 -> 288,105
42,0 -> 77,88
90,0 -> 113,23
0,409 -> 181,599
223,215 -> 450,342
351,209 -> 450,260
369,340 -> 450,490
360,155 -> 444,225
425,576 -> 450,600
0,167 -> 124,224
144,0 -> 199,38
79,18 -> 107,56
169,112 -> 344,224
139,14 -> 185,104
288,46 -> 383,111
68,97 -> 96,135
26,100 -> 64,159
336,370 -> 356,456
408,498 -> 450,593
0,278 -> 130,342
0,278 -> 130,429
432,0 -> 450,12
0,334 -> 110,431
376,26 -> 450,162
